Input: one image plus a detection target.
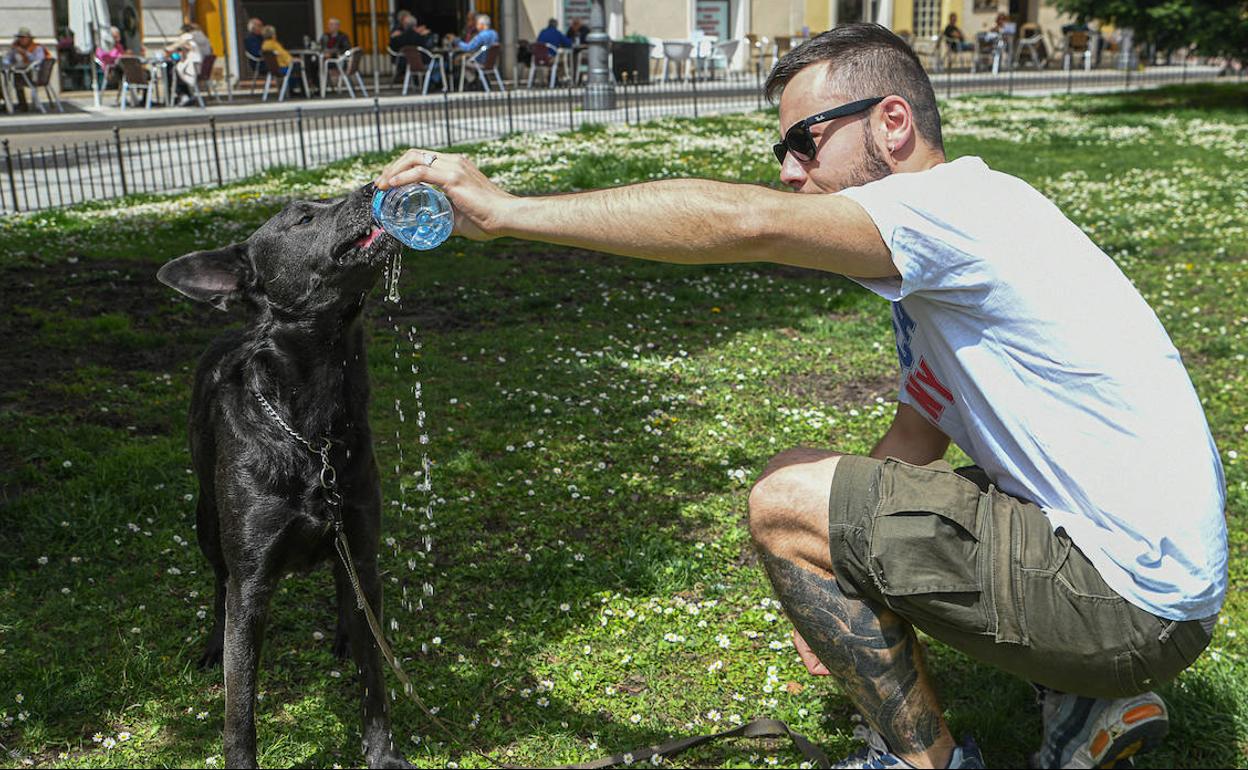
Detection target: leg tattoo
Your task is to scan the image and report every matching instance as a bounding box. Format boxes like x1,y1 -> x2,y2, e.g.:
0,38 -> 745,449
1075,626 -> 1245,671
761,552 -> 950,760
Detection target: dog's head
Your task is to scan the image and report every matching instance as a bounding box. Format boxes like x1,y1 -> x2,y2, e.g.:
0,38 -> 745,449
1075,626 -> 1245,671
157,183 -> 397,316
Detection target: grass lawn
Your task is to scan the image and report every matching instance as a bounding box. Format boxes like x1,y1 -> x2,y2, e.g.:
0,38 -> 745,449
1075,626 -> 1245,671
1,84 -> 1245,769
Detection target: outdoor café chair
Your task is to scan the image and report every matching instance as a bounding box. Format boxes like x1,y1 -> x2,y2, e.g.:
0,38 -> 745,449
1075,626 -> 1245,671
1061,30 -> 1095,71
459,44 -> 505,92
1013,24 -> 1047,69
649,39 -> 665,78
117,55 -> 155,110
661,41 -> 693,82
526,42 -> 564,88
14,57 -> 64,113
399,45 -> 446,95
970,32 -> 999,73
192,53 -> 219,106
910,34 -> 944,72
244,50 -> 265,94
261,49 -> 310,102
708,38 -> 740,78
323,47 -> 368,98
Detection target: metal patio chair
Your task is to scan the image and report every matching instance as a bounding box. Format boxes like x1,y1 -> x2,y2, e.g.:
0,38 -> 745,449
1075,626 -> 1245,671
323,47 -> 368,98
400,45 -> 446,95
662,40 -> 693,82
261,48 -> 309,102
459,44 -> 504,92
117,55 -> 155,110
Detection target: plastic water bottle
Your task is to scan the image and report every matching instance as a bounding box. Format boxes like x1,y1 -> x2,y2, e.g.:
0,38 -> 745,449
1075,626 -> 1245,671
372,184 -> 454,251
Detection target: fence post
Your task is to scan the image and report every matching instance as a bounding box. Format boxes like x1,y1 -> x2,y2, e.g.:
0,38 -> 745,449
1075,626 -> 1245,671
113,126 -> 128,197
209,116 -> 224,187
373,97 -> 384,152
3,139 -> 17,214
1067,63 -> 1073,94
441,90 -> 452,146
692,68 -> 699,119
1124,61 -> 1131,91
505,87 -> 515,134
946,66 -> 953,100
567,81 -> 574,131
296,106 -> 308,169
1007,62 -> 1014,96
1181,57 -> 1188,86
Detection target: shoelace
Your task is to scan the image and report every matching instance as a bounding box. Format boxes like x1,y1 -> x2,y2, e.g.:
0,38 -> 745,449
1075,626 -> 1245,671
839,716 -> 906,769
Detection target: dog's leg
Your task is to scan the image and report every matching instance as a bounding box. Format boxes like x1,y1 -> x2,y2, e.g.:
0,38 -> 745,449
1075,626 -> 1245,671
333,552 -> 413,769
222,572 -> 277,769
199,566 -> 228,669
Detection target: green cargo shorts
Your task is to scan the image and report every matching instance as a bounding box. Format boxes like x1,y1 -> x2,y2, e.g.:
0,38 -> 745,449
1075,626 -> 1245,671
827,455 -> 1215,698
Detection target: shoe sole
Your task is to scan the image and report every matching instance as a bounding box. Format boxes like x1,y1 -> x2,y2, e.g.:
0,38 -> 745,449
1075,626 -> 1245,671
1088,702 -> 1168,769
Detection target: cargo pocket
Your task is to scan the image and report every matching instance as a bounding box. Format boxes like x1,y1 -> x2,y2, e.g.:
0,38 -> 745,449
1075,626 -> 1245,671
866,459 -> 991,636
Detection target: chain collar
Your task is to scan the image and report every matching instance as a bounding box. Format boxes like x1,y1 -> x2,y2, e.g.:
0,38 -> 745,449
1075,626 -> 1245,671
253,389 -> 344,516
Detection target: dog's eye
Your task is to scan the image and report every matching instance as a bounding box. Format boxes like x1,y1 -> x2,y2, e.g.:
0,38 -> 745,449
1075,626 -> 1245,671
297,214 -> 314,226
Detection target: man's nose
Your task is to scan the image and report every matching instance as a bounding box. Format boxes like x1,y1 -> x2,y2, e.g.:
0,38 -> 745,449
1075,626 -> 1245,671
778,154 -> 807,192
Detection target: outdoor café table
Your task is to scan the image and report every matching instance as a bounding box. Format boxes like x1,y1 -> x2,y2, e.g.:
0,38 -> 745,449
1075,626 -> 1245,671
288,49 -> 321,98
143,56 -> 174,106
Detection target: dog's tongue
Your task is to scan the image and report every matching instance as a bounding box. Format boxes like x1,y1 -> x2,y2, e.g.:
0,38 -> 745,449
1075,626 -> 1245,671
355,227 -> 384,249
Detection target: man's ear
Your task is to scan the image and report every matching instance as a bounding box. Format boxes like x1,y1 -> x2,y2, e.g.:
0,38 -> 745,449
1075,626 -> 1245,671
157,243 -> 251,311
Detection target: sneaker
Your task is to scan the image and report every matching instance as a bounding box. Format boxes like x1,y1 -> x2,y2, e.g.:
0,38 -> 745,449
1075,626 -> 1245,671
833,717 -> 985,769
1030,688 -> 1169,769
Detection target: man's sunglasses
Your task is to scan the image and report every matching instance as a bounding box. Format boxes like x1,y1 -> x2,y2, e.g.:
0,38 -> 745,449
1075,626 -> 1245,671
772,96 -> 886,164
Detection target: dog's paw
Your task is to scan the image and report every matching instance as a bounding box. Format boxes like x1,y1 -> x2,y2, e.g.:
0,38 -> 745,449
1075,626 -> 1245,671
197,642 -> 223,670
332,627 -> 351,659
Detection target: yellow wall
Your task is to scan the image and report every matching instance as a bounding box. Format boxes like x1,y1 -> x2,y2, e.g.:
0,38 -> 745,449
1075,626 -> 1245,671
893,0 -> 914,34
193,0 -> 226,60
804,0 -> 829,33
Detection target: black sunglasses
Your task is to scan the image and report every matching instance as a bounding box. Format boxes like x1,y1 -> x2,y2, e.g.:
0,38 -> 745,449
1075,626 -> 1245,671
772,96 -> 886,164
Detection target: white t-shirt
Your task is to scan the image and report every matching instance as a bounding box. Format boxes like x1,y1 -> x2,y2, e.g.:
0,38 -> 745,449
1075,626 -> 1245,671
838,156 -> 1227,621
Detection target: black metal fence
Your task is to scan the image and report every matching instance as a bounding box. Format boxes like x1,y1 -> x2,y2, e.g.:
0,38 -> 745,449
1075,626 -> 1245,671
1,62 -> 1239,215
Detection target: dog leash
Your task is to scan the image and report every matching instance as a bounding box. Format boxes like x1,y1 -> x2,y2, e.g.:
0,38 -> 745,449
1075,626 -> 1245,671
253,389 -> 832,769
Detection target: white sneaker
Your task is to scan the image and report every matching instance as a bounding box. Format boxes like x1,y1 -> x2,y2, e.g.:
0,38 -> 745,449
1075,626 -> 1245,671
1030,688 -> 1168,769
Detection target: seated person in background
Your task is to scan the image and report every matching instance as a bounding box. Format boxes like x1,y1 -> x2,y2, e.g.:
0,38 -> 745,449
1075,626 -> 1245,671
95,24 -> 127,86
4,27 -> 47,111
261,24 -> 300,87
391,15 -> 423,81
567,17 -> 588,45
943,13 -> 973,52
391,10 -> 413,38
451,13 -> 499,67
320,17 -> 350,54
414,22 -> 440,51
538,18 -> 573,49
167,22 -> 211,106
244,17 -> 266,74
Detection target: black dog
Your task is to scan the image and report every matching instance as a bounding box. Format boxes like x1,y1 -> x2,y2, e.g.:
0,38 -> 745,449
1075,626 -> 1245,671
158,183 -> 412,769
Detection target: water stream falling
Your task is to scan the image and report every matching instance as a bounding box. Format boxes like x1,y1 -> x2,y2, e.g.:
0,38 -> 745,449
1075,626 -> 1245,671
381,248 -> 437,684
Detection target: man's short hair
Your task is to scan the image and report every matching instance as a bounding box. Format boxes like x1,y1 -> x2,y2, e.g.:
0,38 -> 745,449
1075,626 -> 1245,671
548,18 -> 558,27
764,23 -> 944,154
477,14 -> 492,26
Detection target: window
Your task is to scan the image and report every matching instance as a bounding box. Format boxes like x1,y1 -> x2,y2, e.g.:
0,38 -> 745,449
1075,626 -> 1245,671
914,0 -> 941,37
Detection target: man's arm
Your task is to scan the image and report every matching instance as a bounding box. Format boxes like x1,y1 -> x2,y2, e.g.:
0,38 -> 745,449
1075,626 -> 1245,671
374,150 -> 897,278
870,403 -> 950,465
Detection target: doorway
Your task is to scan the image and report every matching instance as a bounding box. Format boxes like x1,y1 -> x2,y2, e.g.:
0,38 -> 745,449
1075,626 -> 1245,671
239,0 -> 316,48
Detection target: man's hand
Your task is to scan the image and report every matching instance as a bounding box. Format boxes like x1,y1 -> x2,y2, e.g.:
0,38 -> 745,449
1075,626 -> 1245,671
793,630 -> 831,676
374,149 -> 513,242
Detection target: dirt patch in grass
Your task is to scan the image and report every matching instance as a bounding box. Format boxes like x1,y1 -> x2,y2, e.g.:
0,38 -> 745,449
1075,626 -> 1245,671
0,258 -> 211,418
775,371 -> 896,408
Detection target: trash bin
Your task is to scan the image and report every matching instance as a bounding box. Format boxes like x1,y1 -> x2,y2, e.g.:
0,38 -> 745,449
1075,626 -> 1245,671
612,41 -> 651,84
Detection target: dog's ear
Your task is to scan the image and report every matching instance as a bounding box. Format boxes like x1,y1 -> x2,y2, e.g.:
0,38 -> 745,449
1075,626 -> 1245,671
157,244 -> 251,311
